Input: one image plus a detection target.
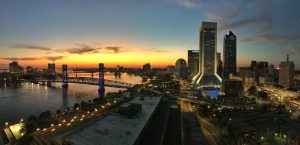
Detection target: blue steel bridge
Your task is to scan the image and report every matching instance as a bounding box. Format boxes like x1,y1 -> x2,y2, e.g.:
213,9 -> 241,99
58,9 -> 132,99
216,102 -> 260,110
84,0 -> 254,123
32,77 -> 134,89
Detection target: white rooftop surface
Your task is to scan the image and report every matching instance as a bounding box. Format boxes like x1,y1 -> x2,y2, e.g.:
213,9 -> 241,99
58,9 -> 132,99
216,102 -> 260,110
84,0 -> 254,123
62,96 -> 161,145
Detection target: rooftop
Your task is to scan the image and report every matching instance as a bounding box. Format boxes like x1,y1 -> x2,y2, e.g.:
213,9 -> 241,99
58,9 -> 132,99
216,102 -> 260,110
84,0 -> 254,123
58,96 -> 161,145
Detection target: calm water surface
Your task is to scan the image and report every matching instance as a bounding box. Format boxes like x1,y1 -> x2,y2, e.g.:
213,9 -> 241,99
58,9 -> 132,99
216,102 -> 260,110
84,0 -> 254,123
0,73 -> 141,124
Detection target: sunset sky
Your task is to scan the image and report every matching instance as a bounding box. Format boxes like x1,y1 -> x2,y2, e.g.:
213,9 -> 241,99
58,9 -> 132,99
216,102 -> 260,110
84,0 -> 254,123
0,0 -> 300,69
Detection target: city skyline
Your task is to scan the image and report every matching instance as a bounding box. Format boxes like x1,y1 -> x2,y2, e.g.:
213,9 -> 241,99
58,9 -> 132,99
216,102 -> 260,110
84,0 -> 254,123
0,0 -> 300,69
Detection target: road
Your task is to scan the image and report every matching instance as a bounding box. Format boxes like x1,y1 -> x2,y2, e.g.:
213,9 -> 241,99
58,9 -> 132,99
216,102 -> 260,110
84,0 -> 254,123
179,100 -> 229,145
179,100 -> 207,145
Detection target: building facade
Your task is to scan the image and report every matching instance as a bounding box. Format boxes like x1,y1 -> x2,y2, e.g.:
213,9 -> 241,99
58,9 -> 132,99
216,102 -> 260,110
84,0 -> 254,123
188,50 -> 199,75
217,52 -> 223,78
279,55 -> 295,88
48,63 -> 55,75
9,61 -> 23,73
223,31 -> 237,80
192,21 -> 222,87
142,63 -> 151,74
250,61 -> 269,82
223,79 -> 243,97
238,67 -> 256,91
175,58 -> 187,78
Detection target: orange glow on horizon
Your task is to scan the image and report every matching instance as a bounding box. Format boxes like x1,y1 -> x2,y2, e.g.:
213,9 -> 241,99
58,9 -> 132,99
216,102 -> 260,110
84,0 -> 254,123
1,48 -> 186,68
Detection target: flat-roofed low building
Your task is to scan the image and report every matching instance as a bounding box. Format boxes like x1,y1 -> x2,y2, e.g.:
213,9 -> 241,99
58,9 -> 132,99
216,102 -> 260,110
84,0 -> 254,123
227,110 -> 300,145
46,96 -> 162,145
238,67 -> 256,90
223,78 -> 243,97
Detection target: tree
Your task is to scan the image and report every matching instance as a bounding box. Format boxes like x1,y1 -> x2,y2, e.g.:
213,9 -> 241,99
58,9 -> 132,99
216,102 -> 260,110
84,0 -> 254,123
260,104 -> 272,112
276,105 -> 287,114
26,115 -> 38,133
257,91 -> 268,100
56,109 -> 62,115
248,86 -> 257,96
73,103 -> 80,110
65,106 -> 70,112
38,111 -> 52,121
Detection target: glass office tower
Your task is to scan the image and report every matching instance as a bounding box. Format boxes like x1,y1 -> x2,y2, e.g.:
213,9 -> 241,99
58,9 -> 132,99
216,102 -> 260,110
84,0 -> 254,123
193,22 -> 222,87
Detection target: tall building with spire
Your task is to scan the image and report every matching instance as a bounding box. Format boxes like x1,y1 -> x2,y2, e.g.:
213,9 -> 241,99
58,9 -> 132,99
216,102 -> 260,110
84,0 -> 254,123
192,22 -> 222,87
223,31 -> 237,80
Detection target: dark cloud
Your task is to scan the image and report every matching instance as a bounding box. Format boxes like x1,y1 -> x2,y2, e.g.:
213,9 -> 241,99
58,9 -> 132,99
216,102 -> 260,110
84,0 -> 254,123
257,34 -> 288,44
105,46 -> 122,53
282,45 -> 300,55
142,48 -> 168,52
2,56 -> 66,62
58,44 -> 100,54
239,38 -> 253,42
1,57 -> 40,61
292,35 -> 300,40
165,0 -> 200,9
203,1 -> 241,21
219,15 -> 271,31
44,56 -> 65,62
12,44 -> 51,51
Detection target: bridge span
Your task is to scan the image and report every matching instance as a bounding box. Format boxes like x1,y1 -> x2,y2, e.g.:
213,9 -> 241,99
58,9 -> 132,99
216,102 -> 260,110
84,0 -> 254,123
31,77 -> 134,89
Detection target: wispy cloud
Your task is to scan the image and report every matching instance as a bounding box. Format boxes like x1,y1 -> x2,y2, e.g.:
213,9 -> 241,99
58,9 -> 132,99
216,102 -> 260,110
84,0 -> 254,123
12,44 -> 51,51
165,0 -> 200,9
105,46 -> 122,53
44,56 -> 65,62
219,15 -> 271,32
55,44 -> 100,54
142,48 -> 169,52
1,56 -> 66,62
203,1 -> 241,21
1,57 -> 40,61
282,45 -> 300,55
257,34 -> 288,44
239,37 -> 253,42
67,44 -> 100,54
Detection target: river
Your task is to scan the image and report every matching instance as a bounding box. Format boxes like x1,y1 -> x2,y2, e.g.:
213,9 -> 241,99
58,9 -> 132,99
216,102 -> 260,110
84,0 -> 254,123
0,72 -> 142,125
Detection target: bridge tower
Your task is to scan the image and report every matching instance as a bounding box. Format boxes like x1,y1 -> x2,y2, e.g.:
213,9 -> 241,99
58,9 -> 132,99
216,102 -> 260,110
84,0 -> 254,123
98,63 -> 105,97
62,64 -> 69,88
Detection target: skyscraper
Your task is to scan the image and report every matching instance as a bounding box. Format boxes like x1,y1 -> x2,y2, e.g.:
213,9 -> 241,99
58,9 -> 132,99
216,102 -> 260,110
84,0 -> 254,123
223,31 -> 237,80
193,22 -> 222,87
188,50 -> 199,75
279,55 -> 294,88
175,58 -> 187,78
217,52 -> 223,78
